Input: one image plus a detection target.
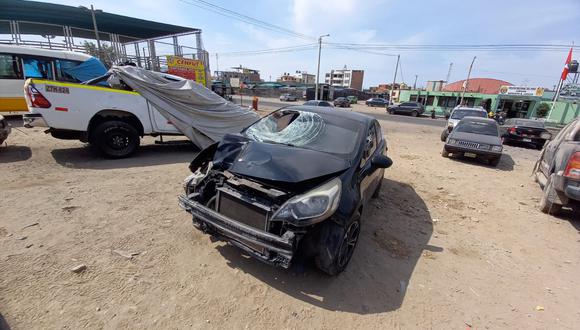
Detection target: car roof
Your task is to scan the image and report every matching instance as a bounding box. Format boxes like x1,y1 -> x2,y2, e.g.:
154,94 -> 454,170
452,106 -> 486,112
286,105 -> 374,124
459,116 -> 497,124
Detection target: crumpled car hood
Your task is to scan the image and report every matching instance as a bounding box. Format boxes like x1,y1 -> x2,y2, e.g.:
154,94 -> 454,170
212,134 -> 350,183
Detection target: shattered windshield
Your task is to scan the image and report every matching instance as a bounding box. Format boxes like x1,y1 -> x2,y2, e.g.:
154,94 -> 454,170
244,109 -> 363,156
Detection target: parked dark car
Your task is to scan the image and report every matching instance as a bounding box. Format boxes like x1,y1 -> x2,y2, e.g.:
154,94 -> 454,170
387,102 -> 425,117
0,115 -> 11,145
179,106 -> 393,275
303,100 -> 334,107
442,117 -> 503,166
279,93 -> 298,102
500,118 -> 551,149
366,98 -> 389,107
534,117 -> 580,215
333,97 -> 351,108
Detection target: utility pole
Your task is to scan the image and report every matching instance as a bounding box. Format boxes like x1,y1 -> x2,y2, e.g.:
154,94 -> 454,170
389,54 -> 400,105
215,53 -> 219,73
445,62 -> 453,84
79,5 -> 103,59
413,74 -> 418,89
315,34 -> 330,100
460,57 -> 476,106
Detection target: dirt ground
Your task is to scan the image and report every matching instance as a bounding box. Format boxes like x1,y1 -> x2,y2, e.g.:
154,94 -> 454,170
1,103 -> 579,329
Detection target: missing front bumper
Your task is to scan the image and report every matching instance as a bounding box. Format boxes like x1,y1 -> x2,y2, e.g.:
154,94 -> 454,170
178,194 -> 295,268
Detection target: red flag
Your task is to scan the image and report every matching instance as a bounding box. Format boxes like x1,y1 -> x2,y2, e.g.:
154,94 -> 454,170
561,48 -> 573,80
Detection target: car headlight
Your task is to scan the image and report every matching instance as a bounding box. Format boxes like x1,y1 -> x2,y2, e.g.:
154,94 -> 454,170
491,145 -> 503,152
447,138 -> 457,145
272,177 -> 341,225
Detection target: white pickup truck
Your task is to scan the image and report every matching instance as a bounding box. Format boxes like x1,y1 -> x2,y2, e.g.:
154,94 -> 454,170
23,73 -> 183,158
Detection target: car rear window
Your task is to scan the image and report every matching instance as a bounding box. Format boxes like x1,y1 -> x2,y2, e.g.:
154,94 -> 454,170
455,120 -> 499,136
515,120 -> 544,128
451,109 -> 487,119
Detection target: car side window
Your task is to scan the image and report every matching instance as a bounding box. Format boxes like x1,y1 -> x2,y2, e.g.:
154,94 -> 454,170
362,124 -> 378,166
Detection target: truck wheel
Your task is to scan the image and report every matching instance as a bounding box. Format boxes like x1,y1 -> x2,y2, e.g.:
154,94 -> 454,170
539,174 -> 563,215
315,212 -> 361,276
92,120 -> 140,159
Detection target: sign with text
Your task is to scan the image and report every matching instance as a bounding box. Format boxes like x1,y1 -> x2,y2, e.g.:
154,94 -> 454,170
499,86 -> 544,97
229,77 -> 240,88
166,56 -> 206,86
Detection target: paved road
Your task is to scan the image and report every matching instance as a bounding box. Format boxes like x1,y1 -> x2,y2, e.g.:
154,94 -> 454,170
238,98 -> 447,128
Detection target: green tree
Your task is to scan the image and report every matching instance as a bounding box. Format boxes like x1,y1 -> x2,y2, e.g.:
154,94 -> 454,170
83,41 -> 117,68
536,102 -> 550,118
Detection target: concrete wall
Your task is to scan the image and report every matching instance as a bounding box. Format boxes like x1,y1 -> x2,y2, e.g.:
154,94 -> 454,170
546,101 -> 580,124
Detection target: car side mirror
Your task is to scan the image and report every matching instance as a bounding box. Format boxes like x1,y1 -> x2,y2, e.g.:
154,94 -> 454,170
371,154 -> 393,169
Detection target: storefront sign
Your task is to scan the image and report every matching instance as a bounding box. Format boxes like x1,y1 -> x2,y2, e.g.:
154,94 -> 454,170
166,56 -> 206,86
499,86 -> 544,97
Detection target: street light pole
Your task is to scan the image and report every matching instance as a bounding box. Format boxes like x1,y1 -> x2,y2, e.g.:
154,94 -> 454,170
315,34 -> 329,101
389,54 -> 400,105
460,56 -> 476,106
413,74 -> 418,89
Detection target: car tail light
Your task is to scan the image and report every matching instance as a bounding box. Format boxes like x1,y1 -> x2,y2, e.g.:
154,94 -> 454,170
563,152 -> 580,179
508,127 -> 516,134
26,84 -> 51,108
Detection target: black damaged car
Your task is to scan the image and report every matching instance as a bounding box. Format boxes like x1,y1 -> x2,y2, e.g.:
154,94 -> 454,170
179,106 -> 393,275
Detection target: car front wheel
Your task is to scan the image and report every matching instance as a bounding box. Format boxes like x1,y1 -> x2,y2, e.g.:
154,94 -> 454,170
315,212 -> 361,276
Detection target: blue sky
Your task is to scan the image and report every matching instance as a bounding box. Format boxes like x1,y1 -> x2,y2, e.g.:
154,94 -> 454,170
45,0 -> 579,88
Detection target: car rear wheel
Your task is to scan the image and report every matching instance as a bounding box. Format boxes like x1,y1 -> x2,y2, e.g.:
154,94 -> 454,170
92,120 -> 140,159
315,212 -> 361,276
539,174 -> 563,215
411,110 -> 418,117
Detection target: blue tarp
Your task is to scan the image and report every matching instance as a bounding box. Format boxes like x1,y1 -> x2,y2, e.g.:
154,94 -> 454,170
63,57 -> 107,82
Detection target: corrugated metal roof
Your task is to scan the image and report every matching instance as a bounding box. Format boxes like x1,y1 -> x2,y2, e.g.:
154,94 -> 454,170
443,78 -> 513,94
0,0 -> 199,41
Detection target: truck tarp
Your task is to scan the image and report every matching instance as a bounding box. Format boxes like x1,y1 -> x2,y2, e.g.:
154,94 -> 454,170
109,66 -> 260,149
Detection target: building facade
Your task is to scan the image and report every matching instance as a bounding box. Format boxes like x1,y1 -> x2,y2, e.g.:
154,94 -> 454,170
324,67 -> 364,90
277,71 -> 315,84
216,66 -> 261,84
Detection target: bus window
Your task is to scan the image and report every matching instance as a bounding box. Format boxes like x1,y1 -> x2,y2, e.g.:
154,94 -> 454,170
54,59 -> 81,82
0,54 -> 22,79
23,57 -> 53,79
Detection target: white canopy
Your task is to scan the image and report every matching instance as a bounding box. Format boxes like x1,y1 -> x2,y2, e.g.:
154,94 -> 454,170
109,66 -> 260,149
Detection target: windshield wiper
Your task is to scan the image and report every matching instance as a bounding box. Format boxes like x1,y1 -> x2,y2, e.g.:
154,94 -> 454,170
260,139 -> 296,147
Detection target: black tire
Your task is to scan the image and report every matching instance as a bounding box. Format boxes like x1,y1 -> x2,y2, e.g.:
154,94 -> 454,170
315,213 -> 361,276
440,130 -> 448,142
411,110 -> 418,117
92,120 -> 140,159
539,174 -> 563,215
441,149 -> 450,158
489,157 -> 501,167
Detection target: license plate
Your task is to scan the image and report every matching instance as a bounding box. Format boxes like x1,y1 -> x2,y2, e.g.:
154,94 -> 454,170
464,152 -> 477,158
523,138 -> 532,142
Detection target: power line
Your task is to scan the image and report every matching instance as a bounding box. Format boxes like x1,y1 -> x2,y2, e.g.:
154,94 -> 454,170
324,42 -> 578,52
217,43 -> 317,57
177,0 -> 315,41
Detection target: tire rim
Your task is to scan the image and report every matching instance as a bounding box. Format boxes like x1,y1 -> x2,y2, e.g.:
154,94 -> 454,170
107,132 -> 130,150
338,220 -> 360,268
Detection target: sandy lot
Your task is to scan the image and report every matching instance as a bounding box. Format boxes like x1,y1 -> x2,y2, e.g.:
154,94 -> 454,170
1,103 -> 579,329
